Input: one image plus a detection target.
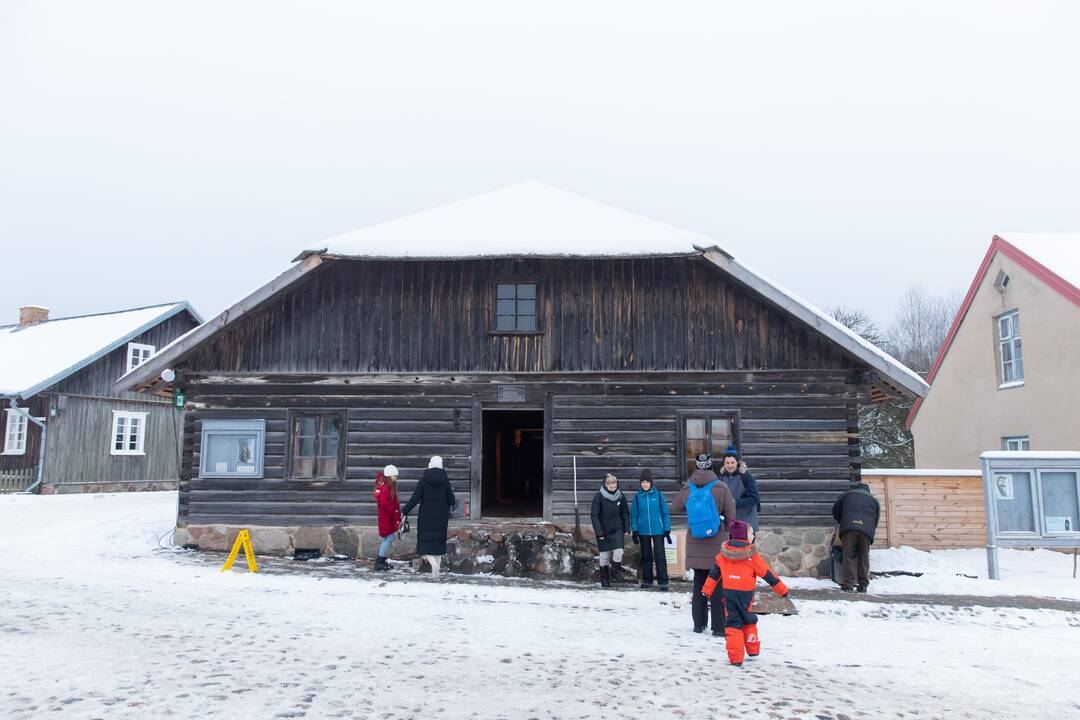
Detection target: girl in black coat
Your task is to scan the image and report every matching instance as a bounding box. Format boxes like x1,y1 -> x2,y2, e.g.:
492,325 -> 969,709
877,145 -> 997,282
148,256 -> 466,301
401,455 -> 456,577
590,473 -> 630,587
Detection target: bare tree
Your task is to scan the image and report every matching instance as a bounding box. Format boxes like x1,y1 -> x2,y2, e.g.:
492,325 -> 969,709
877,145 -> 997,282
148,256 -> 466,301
831,305 -> 915,467
886,286 -> 961,375
832,286 -> 960,468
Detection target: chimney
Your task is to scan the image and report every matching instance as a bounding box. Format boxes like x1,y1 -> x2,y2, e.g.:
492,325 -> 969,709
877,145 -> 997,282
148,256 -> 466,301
19,306 -> 50,326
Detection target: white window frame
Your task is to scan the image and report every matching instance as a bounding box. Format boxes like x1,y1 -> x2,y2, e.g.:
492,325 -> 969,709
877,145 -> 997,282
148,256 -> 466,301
111,411 -> 148,456
126,342 -> 156,373
3,410 -> 29,455
1003,436 -> 1031,452
996,310 -> 1024,388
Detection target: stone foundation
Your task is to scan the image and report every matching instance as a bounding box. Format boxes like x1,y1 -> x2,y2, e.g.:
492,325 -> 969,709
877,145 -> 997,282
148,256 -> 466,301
177,522 -> 832,579
42,480 -> 179,495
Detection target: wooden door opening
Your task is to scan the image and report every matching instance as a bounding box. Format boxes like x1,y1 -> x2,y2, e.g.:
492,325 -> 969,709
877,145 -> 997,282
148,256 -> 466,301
481,409 -> 544,518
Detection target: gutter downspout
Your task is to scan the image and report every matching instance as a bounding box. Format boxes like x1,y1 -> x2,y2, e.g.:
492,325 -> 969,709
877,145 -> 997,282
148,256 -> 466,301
5,396 -> 47,494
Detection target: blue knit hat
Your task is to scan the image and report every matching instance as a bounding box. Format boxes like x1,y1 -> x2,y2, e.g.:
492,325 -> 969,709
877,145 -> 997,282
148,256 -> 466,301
723,445 -> 740,460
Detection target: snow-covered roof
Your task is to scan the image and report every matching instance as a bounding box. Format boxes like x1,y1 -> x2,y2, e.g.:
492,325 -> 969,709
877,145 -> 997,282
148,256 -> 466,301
981,451 -> 1080,461
0,302 -> 201,398
119,184 -> 928,398
996,234 -> 1080,292
294,182 -> 710,261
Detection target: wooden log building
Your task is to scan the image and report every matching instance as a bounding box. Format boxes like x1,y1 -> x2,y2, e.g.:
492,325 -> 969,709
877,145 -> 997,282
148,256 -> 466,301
1,302 -> 201,493
117,183 -> 927,569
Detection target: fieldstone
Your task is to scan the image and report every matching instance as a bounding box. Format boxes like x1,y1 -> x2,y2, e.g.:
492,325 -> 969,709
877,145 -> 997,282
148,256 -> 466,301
757,531 -> 784,556
187,525 -> 229,551
293,526 -> 329,554
173,528 -> 194,547
251,528 -> 291,554
329,526 -> 359,558
778,548 -> 805,575
490,532 -> 504,543
802,528 -> 826,545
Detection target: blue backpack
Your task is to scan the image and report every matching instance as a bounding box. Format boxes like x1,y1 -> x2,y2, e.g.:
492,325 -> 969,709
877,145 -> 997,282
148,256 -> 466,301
686,480 -> 722,539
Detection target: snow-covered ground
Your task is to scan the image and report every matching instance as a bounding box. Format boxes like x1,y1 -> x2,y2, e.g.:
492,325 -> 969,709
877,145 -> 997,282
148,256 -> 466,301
788,545 -> 1080,600
2,492 -> 1079,720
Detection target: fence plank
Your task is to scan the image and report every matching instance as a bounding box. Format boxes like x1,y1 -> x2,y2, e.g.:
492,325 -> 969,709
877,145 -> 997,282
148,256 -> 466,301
863,471 -> 985,550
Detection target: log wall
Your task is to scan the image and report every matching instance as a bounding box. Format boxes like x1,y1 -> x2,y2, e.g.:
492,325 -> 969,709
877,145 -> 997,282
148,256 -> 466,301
179,371 -> 860,529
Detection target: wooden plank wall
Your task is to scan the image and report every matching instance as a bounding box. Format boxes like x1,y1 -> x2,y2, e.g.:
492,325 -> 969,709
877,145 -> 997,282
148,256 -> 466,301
863,472 -> 986,549
0,396 -> 48,472
185,257 -> 857,375
42,396 -> 185,485
179,371 -> 858,529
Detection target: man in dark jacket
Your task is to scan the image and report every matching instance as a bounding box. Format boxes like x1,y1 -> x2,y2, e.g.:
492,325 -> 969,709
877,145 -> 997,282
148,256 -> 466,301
717,445 -> 760,532
831,483 -> 880,593
401,455 -> 456,577
591,473 -> 631,587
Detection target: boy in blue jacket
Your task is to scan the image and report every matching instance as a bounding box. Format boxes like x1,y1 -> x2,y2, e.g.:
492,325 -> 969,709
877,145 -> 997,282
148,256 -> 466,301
631,469 -> 672,590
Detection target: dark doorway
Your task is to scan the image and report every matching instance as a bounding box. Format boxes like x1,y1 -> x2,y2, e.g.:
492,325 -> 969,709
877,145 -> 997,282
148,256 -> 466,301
482,409 -> 544,518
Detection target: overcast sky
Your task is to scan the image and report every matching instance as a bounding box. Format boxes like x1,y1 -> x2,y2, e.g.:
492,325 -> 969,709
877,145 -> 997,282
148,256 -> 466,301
2,1 -> 1078,328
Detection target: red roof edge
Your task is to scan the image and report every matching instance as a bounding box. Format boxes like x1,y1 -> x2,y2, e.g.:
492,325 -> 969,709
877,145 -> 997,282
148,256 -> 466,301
906,235 -> 1080,430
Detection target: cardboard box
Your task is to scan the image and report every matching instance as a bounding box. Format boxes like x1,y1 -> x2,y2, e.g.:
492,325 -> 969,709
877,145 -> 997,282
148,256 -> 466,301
665,528 -> 687,579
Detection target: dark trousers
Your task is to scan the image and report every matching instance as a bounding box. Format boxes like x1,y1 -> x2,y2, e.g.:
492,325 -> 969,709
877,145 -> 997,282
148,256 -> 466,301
692,569 -> 725,630
639,535 -> 670,586
841,530 -> 871,590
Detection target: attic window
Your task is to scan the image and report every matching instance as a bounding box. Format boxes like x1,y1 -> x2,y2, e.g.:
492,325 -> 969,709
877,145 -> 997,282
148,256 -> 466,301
3,410 -> 28,455
126,343 -> 156,372
495,283 -> 539,333
994,270 -> 1010,293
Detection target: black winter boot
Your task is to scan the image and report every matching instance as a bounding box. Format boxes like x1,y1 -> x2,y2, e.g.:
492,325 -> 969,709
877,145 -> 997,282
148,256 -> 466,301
599,566 -> 611,588
611,562 -> 625,584
375,557 -> 389,571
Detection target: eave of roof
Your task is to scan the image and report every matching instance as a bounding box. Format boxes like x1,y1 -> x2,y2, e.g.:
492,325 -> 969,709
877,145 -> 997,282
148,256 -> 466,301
906,234 -> 1080,429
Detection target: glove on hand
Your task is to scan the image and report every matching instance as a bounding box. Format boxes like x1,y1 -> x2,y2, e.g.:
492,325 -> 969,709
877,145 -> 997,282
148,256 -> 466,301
631,532 -> 640,545
664,532 -> 672,545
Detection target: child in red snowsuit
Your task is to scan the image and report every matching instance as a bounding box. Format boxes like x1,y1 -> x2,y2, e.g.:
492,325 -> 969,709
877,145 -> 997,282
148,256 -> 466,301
701,520 -> 789,666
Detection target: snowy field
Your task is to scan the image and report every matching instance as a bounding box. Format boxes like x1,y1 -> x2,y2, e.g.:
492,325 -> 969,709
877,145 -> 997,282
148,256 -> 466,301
2,493 -> 1079,720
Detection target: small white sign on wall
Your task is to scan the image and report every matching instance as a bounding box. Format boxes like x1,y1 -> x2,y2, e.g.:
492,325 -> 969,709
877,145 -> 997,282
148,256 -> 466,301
994,474 -> 1014,501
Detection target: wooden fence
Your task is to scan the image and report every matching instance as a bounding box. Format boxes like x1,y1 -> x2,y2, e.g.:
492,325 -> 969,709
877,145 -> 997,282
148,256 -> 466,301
862,470 -> 986,550
0,467 -> 36,493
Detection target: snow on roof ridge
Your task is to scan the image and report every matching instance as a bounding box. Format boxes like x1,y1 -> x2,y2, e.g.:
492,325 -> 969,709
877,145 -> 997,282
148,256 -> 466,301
0,301 -> 190,330
295,181 -> 713,261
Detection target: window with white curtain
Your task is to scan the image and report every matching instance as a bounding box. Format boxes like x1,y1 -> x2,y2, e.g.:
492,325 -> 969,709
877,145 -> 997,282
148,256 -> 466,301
3,410 -> 28,455
997,311 -> 1024,386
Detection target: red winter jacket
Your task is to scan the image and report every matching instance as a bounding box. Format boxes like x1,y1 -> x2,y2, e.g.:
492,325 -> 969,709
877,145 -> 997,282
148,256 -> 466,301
701,540 -> 789,598
374,473 -> 402,537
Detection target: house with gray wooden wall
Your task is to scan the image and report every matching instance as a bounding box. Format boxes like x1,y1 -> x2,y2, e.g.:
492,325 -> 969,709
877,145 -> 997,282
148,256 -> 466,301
0,302 -> 202,493
117,183 -> 927,574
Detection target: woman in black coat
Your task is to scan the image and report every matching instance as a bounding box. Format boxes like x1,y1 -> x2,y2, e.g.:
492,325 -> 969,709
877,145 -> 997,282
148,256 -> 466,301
590,473 -> 630,587
401,455 -> 456,576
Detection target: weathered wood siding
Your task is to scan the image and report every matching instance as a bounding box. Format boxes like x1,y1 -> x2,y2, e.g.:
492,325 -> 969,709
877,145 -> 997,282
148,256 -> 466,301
864,472 -> 986,549
0,395 -> 48,472
41,396 -> 185,485
186,258 -> 856,374
48,311 -> 200,400
179,372 -> 857,528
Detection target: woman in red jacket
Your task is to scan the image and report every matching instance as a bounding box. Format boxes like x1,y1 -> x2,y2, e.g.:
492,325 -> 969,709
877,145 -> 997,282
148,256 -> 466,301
374,465 -> 402,571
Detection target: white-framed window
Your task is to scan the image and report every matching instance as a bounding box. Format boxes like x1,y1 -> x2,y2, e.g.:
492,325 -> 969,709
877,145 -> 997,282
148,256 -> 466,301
3,410 -> 29,455
996,310 -> 1024,386
126,343 -> 156,373
111,411 -> 147,455
1003,436 -> 1031,452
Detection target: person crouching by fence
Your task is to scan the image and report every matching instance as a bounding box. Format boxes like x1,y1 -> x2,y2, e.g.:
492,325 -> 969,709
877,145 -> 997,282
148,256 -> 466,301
631,469 -> 672,591
591,473 -> 630,588
373,465 -> 401,571
701,520 -> 789,667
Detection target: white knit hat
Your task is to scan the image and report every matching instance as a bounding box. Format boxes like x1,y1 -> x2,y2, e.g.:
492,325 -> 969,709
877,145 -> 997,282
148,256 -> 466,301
428,456 -> 443,469
383,464 -> 399,477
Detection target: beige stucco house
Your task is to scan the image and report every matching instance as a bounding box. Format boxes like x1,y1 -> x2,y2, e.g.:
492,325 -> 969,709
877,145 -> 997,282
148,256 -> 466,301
909,235 -> 1080,468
